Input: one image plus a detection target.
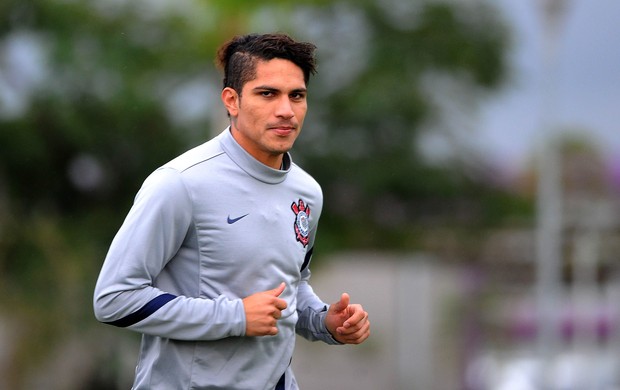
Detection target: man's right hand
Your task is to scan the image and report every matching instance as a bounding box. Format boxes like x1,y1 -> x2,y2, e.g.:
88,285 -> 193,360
242,282 -> 287,336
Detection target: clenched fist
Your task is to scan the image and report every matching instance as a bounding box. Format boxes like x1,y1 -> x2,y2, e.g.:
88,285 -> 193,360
325,293 -> 370,344
242,282 -> 288,336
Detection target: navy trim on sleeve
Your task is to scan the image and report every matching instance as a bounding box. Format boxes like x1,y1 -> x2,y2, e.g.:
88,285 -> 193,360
105,293 -> 177,328
275,372 -> 285,390
300,246 -> 313,272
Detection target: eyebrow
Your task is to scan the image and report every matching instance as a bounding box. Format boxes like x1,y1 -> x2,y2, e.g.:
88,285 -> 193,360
252,85 -> 307,94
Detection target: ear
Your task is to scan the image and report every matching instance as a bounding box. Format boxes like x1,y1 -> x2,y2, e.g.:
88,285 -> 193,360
221,87 -> 239,117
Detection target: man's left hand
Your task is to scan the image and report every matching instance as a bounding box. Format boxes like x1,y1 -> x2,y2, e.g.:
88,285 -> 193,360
325,293 -> 370,344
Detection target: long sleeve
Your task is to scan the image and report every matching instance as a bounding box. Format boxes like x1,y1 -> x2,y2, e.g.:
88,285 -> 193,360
93,168 -> 246,340
294,245 -> 341,345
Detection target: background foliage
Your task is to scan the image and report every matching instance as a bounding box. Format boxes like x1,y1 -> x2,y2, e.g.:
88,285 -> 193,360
0,0 -> 531,387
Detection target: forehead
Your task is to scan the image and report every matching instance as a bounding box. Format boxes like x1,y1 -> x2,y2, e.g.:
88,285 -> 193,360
247,58 -> 306,88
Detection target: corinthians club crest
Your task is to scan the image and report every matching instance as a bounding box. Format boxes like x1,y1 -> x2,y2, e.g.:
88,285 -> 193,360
291,199 -> 310,247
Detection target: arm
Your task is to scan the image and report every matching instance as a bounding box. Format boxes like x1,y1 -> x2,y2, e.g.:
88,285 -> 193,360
293,185 -> 368,345
295,248 -> 370,344
93,168 -> 245,340
295,274 -> 341,344
295,269 -> 370,345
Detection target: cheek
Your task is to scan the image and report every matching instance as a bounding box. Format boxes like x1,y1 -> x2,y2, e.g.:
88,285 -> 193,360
236,108 -> 261,127
241,104 -> 268,122
295,105 -> 307,122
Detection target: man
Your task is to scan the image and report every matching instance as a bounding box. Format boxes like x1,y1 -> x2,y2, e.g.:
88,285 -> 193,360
93,33 -> 370,390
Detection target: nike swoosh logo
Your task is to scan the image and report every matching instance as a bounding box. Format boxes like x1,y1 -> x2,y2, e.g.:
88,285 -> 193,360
227,214 -> 249,224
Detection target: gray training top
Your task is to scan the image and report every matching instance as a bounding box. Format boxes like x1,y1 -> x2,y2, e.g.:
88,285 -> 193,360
93,128 -> 339,390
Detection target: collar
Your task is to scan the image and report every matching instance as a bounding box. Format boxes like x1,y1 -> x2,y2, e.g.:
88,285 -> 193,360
219,127 -> 292,184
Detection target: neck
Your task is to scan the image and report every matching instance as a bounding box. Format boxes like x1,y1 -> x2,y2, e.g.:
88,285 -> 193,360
228,127 -> 284,169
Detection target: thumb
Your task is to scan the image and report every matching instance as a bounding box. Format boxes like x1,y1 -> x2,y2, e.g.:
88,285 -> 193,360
269,282 -> 286,297
331,293 -> 350,313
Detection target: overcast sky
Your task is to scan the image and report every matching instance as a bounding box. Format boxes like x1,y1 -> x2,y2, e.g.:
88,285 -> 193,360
476,0 -> 620,174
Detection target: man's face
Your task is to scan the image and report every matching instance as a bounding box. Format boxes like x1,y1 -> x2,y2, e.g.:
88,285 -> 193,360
222,58 -> 308,169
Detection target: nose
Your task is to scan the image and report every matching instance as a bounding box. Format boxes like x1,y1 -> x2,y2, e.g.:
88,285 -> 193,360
275,96 -> 295,119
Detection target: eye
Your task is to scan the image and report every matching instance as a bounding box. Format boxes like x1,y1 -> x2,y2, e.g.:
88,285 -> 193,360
290,92 -> 306,101
260,90 -> 275,97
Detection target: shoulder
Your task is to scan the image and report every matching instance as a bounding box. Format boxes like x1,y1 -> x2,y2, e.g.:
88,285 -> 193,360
290,162 -> 322,196
163,134 -> 226,173
136,167 -> 189,207
288,162 -> 323,218
135,133 -> 226,205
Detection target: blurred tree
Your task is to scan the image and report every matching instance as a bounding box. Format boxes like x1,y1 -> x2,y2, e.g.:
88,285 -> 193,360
0,0 -> 526,388
0,1 -> 233,387
285,1 -> 529,249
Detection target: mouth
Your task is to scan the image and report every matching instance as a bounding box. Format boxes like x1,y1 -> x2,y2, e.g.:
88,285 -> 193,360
269,124 -> 297,136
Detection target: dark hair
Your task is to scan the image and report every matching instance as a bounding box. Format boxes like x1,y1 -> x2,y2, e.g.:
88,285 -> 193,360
216,33 -> 317,93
